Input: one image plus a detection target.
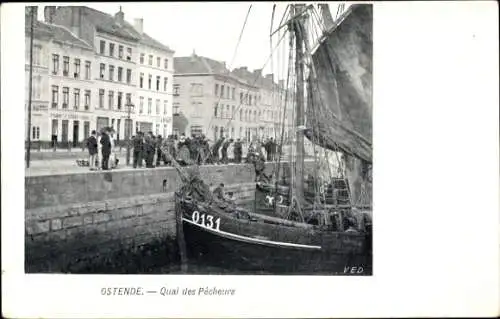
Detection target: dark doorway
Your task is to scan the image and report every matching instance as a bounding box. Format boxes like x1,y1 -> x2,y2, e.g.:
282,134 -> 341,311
73,120 -> 80,147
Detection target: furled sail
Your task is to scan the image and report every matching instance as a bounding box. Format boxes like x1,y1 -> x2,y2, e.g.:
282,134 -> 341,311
305,4 -> 372,164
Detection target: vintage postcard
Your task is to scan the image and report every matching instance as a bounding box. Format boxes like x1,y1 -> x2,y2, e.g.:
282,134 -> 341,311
1,1 -> 498,318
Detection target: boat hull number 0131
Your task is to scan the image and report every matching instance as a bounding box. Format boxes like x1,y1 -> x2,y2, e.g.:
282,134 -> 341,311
191,211 -> 221,231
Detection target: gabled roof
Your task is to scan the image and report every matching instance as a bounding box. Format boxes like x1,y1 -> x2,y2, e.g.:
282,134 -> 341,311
74,6 -> 142,42
25,19 -> 93,50
174,54 -> 229,74
140,32 -> 174,53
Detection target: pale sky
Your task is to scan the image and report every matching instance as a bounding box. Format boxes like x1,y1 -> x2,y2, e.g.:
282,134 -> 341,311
38,2 -> 342,81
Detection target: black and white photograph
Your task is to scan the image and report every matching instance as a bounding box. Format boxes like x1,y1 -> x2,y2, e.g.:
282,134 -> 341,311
2,1 -> 498,318
23,3 -> 372,275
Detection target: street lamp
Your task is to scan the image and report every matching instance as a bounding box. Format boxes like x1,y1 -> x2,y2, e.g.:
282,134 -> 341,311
126,102 -> 135,166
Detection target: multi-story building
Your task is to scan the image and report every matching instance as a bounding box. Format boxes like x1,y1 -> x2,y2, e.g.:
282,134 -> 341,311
173,53 -> 281,143
231,66 -> 293,142
25,6 -> 95,146
173,53 -> 227,139
50,6 -> 142,143
132,18 -> 175,137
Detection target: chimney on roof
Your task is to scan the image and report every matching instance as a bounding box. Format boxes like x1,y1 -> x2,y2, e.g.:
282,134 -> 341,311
265,73 -> 274,82
115,6 -> 124,24
44,6 -> 56,23
133,18 -> 144,34
279,80 -> 284,88
240,66 -> 248,71
25,6 -> 38,22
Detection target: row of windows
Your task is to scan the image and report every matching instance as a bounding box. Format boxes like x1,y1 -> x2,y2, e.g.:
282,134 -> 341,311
213,83 -> 260,106
99,63 -> 132,84
213,104 -> 279,122
138,96 -> 169,115
139,73 -> 168,92
214,83 -> 236,100
99,40 -> 132,61
139,53 -> 169,69
51,85 -> 91,110
98,89 -> 132,110
52,54 -> 91,80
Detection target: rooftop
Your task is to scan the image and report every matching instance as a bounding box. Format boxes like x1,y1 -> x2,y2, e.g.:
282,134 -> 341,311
76,6 -> 142,42
25,18 -> 93,50
140,32 -> 175,53
174,53 -> 229,74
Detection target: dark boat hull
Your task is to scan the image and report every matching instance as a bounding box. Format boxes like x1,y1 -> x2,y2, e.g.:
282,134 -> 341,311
178,198 -> 372,275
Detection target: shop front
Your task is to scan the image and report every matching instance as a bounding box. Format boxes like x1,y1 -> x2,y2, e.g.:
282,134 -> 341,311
137,122 -> 153,134
49,112 -> 93,148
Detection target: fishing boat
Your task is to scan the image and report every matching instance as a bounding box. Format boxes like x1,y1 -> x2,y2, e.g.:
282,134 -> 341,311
168,3 -> 373,275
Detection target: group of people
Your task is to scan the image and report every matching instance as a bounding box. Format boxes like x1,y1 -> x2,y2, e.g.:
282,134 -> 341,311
85,127 -> 119,171
131,131 -> 171,168
85,129 -> 282,170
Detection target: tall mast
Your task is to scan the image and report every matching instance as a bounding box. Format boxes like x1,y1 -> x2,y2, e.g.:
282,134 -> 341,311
290,4 -> 306,204
26,6 -> 35,168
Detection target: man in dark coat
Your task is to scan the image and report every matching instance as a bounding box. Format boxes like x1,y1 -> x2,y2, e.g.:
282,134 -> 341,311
144,132 -> 155,168
269,137 -> 277,161
264,138 -> 272,161
156,135 -> 164,167
100,128 -> 112,170
233,138 -> 243,164
221,138 -> 232,164
86,130 -> 98,170
199,135 -> 209,165
133,132 -> 144,168
189,134 -> 200,162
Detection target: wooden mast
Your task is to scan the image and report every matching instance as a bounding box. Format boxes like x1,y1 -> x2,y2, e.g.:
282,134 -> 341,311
291,4 -> 306,205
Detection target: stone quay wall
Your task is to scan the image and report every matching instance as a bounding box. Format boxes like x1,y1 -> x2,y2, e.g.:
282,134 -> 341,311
25,162 -> 314,273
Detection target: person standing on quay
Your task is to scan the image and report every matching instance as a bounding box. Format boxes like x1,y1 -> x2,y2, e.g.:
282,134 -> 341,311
212,136 -> 225,164
87,130 -> 98,170
221,138 -> 232,164
144,132 -> 155,168
133,132 -> 144,168
269,137 -> 277,161
233,138 -> 242,163
156,135 -> 164,167
100,127 -> 112,170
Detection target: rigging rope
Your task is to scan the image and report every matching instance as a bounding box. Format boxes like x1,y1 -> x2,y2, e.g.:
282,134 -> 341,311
223,30 -> 288,129
207,4 -> 253,131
